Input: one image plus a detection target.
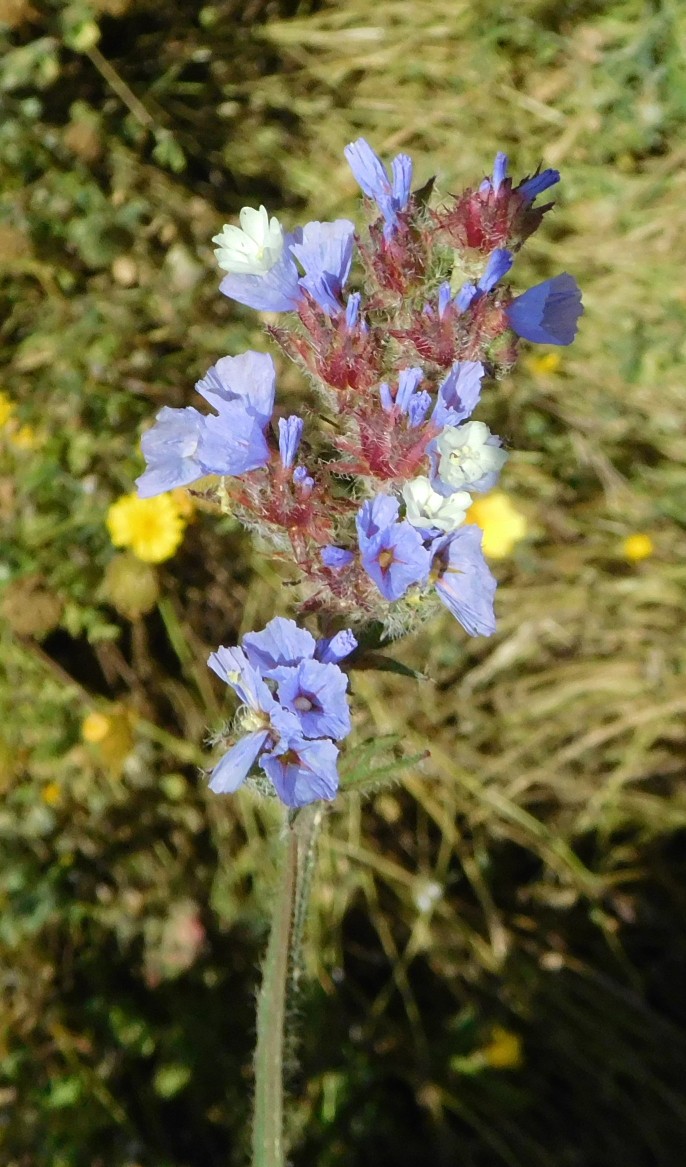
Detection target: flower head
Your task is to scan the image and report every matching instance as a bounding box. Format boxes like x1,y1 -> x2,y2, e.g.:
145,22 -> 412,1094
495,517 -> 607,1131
507,273 -> 583,345
434,420 -> 508,494
357,496 -> 431,601
622,532 -> 654,563
213,206 -> 285,275
290,219 -> 356,316
430,525 -> 497,636
402,476 -> 472,533
207,619 -> 354,806
107,491 -> 186,563
344,137 -> 413,239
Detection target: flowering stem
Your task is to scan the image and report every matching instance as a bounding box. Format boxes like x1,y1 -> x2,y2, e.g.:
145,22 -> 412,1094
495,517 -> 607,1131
253,808 -> 320,1167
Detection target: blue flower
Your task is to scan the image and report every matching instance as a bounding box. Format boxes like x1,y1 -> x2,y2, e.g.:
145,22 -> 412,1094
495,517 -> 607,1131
242,616 -> 318,678
315,629 -> 358,664
432,361 -> 485,428
479,153 -> 560,204
219,231 -> 302,312
196,351 -> 275,427
507,273 -> 583,345
322,545 -> 355,571
208,618 -> 355,807
456,248 -> 514,311
357,495 -> 431,601
219,219 -> 355,315
276,658 -> 352,741
278,416 -> 304,469
293,465 -> 315,496
516,167 -> 560,203
344,137 -> 413,239
261,734 -> 339,807
479,151 -> 509,195
136,406 -> 208,498
290,220 -> 356,316
206,646 -> 298,793
430,526 -> 497,636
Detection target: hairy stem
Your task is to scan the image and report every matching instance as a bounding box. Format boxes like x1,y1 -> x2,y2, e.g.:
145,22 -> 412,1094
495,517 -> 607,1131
252,815 -> 299,1167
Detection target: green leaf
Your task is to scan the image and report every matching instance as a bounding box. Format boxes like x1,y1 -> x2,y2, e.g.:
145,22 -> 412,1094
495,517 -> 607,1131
339,735 -> 428,795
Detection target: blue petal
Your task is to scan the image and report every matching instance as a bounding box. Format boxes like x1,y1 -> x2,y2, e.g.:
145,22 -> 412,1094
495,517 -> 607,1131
261,735 -> 339,807
195,351 -> 276,427
276,659 -> 351,741
136,406 -> 207,498
198,404 -> 271,476
219,241 -> 302,312
516,168 -> 560,202
291,220 -> 355,316
356,494 -> 400,547
242,616 -> 317,677
278,415 -> 304,469
433,361 -> 484,427
478,248 -> 514,294
431,526 -> 497,637
507,273 -> 583,345
209,730 -> 269,793
315,629 -> 358,664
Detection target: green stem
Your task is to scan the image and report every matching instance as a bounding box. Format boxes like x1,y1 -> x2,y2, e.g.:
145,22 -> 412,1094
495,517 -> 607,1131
251,807 -> 324,1167
252,816 -> 299,1167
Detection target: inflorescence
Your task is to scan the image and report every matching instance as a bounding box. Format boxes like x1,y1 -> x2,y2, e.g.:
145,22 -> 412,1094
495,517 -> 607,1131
135,141 -> 583,807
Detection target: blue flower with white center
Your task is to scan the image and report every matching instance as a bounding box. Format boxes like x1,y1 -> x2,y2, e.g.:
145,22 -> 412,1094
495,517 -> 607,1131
507,273 -> 583,345
206,646 -> 299,794
276,658 -> 352,741
219,231 -> 302,312
261,734 -> 340,807
432,361 -> 485,428
433,419 -> 508,494
344,137 -> 413,240
290,220 -> 356,316
430,525 -> 497,637
278,416 -> 304,470
136,406 -> 208,498
357,495 -> 431,601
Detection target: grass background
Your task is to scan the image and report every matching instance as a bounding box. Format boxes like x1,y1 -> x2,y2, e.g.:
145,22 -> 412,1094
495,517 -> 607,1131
2,0 -> 686,1164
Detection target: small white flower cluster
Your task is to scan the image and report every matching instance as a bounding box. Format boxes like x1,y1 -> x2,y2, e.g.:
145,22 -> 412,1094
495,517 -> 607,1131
402,477 -> 471,532
212,206 -> 284,276
402,421 -> 507,533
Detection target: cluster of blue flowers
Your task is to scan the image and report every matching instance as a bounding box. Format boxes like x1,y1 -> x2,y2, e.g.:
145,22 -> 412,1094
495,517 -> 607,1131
208,618 -> 356,807
132,139 -> 583,808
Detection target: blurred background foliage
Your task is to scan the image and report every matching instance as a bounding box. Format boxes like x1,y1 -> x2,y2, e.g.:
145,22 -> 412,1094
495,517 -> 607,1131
2,0 -> 686,1163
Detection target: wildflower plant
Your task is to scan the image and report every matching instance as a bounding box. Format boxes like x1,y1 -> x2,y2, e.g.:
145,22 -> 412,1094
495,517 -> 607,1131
134,140 -> 582,1165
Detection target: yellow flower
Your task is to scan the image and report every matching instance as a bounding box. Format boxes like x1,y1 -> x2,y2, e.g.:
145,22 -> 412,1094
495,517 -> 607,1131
466,491 -> 528,558
480,1026 -> 524,1070
81,711 -> 111,743
622,533 -> 654,562
525,352 -> 561,377
10,422 -> 38,449
106,492 -> 185,563
41,781 -> 61,806
81,706 -> 136,775
0,391 -> 14,427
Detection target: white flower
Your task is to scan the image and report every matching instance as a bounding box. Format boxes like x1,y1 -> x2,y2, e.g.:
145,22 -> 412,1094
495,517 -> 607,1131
436,420 -> 508,490
402,476 -> 472,532
212,206 -> 285,275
